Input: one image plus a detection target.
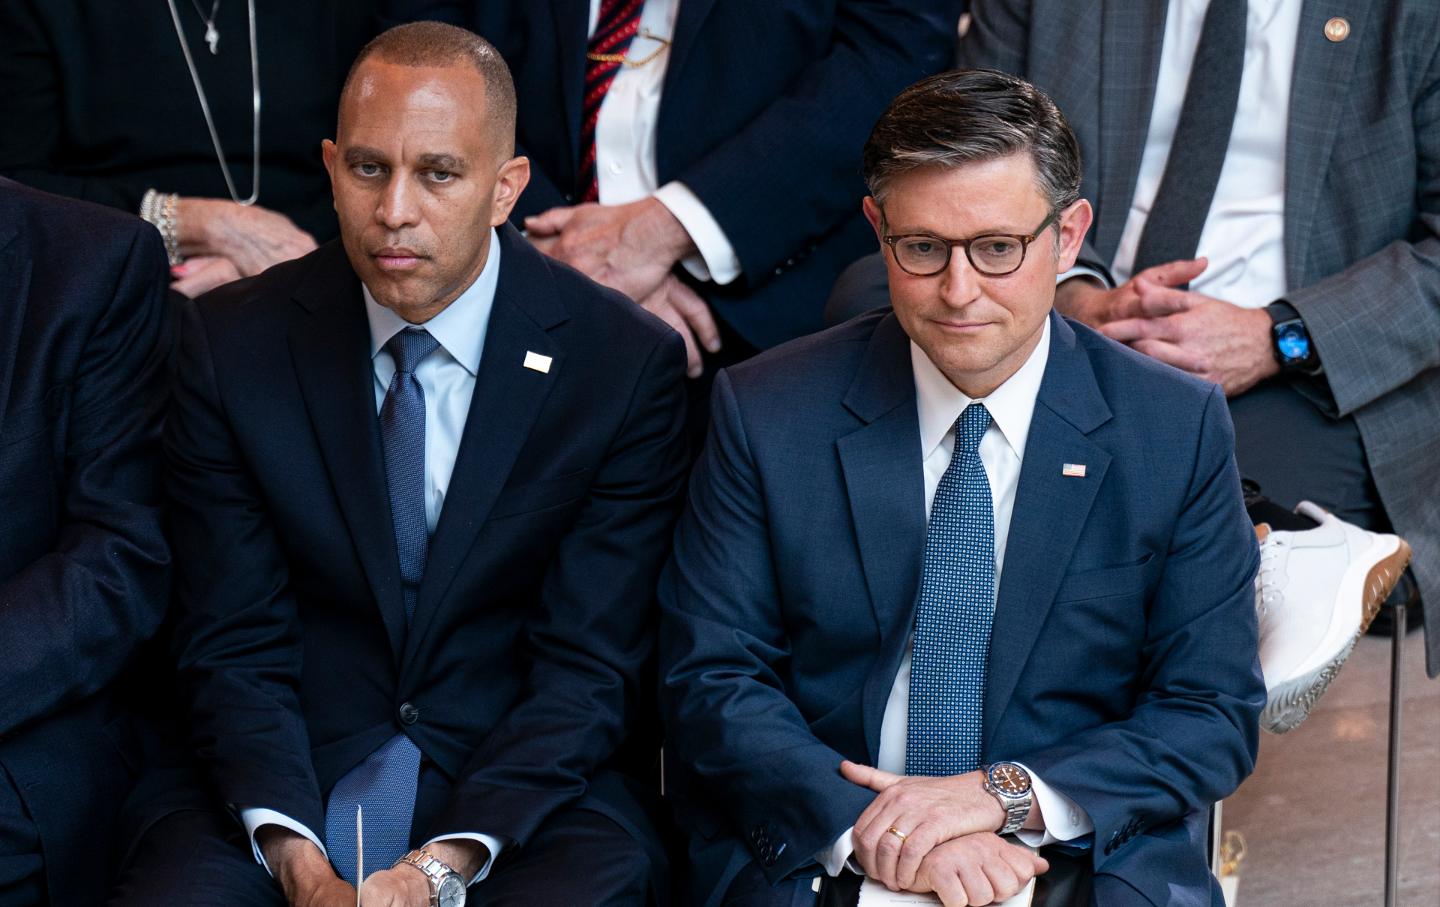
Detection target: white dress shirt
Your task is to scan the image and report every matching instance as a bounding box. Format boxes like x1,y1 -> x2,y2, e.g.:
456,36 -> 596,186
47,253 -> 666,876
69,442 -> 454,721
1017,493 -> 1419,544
586,0 -> 743,285
1108,0 -> 1301,307
819,318 -> 1092,875
241,229 -> 506,883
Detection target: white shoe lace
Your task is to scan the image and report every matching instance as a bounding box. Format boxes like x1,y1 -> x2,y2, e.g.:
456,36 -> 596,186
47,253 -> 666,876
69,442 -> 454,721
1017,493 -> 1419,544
1256,536 -> 1285,618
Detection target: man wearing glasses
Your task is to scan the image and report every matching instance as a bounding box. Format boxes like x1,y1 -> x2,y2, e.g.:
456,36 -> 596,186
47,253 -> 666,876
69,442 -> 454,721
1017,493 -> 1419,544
661,70 -> 1263,907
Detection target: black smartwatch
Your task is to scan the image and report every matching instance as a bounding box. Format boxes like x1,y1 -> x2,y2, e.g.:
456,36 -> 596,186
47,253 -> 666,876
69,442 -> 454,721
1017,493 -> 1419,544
1267,301 -> 1321,375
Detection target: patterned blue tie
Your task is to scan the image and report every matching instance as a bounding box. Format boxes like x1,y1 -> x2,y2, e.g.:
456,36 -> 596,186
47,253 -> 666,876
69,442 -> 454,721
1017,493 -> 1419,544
324,327 -> 439,884
906,403 -> 995,777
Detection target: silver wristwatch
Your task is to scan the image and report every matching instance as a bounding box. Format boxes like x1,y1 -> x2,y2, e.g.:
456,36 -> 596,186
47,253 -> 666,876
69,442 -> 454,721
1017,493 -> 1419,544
396,849 -> 467,907
982,762 -> 1034,835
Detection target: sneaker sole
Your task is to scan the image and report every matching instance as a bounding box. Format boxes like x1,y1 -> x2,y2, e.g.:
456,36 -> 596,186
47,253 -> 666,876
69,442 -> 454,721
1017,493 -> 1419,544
1262,537 -> 1412,734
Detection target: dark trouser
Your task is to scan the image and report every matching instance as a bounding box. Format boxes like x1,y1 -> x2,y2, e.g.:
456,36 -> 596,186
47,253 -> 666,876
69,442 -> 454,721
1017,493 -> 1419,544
0,765 -> 44,907
110,798 -> 658,906
1229,380 -> 1387,531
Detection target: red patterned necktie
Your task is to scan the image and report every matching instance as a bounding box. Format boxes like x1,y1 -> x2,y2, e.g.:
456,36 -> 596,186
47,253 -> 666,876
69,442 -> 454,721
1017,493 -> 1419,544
579,0 -> 645,203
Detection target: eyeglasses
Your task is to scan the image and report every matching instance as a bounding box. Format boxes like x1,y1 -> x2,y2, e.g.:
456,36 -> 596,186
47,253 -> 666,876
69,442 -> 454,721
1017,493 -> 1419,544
881,211 -> 1059,277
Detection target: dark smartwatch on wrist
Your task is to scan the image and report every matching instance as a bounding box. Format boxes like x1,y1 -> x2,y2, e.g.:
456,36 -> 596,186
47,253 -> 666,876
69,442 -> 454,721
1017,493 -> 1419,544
1267,301 -> 1321,375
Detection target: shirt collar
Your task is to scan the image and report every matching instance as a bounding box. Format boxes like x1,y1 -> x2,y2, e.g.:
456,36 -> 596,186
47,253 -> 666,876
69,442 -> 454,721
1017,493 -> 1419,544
362,227 -> 502,376
911,315 -> 1051,461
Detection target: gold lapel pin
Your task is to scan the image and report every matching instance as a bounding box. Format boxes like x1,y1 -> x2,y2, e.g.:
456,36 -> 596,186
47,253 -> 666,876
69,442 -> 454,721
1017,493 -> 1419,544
1324,16 -> 1350,42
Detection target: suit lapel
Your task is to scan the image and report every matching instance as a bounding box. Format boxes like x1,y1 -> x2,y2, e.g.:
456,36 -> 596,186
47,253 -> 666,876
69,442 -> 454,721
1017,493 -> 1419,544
983,316 -> 1112,749
402,227 -> 568,665
1283,0 -> 1368,287
1094,1 -> 1168,258
288,245 -> 408,659
553,0 -> 592,175
835,315 -> 928,763
663,0 -> 718,96
0,207 -> 28,436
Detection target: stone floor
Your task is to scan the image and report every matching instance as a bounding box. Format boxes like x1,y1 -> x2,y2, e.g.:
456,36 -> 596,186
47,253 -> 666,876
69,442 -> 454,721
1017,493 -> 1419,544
1223,628 -> 1440,906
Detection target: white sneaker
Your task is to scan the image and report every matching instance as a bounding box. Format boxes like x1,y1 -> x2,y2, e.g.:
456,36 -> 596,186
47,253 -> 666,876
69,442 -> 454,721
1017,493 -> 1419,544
1255,502 -> 1411,734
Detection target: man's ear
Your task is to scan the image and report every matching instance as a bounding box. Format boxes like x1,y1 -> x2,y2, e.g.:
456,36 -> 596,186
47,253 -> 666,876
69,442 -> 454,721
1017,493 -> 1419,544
1056,198 -> 1094,271
489,155 -> 532,227
321,139 -> 338,179
862,196 -> 885,244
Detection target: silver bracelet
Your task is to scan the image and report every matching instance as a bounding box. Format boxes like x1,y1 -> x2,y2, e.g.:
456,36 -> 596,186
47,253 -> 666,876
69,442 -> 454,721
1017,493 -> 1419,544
139,188 -> 183,266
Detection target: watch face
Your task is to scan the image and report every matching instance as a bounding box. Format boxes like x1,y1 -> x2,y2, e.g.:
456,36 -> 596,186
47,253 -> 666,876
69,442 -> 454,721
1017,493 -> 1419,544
989,762 -> 1032,796
438,875 -> 466,907
1277,326 -> 1311,362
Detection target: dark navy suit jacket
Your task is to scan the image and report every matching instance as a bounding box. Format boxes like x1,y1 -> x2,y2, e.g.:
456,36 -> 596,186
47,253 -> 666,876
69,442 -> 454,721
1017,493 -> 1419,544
166,226 -> 688,854
386,0 -> 965,349
0,178 -> 171,902
661,311 -> 1265,906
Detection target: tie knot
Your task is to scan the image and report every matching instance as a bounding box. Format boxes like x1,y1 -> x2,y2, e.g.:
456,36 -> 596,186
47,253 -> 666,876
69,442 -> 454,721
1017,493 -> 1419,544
953,403 -> 991,458
386,328 -> 440,376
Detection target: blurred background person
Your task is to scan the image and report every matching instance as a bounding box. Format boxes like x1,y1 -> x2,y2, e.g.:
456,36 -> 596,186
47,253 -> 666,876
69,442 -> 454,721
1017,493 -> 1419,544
0,0 -> 381,297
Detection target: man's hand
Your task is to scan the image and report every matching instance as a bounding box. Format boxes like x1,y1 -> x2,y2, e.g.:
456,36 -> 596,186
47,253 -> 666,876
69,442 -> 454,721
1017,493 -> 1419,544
1054,257 -> 1208,328
842,761 -> 1005,891
525,197 -> 697,303
1098,293 -> 1279,396
357,865 -> 429,906
360,839 -> 486,906
255,826 -> 356,907
639,275 -> 721,378
177,196 -> 318,277
909,833 -> 1050,907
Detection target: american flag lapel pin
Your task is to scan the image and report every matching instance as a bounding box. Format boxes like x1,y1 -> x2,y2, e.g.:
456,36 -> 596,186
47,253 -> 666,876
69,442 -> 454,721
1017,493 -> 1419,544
523,351 -> 553,374
1062,463 -> 1087,478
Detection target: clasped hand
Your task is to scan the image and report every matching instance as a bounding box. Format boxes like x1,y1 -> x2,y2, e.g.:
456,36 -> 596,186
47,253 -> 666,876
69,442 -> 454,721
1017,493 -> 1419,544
1055,257 -> 1279,397
841,761 -> 1047,906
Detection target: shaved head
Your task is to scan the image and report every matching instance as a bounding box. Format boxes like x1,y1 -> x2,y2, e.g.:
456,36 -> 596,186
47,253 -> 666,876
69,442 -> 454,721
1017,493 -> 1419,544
343,21 -> 517,157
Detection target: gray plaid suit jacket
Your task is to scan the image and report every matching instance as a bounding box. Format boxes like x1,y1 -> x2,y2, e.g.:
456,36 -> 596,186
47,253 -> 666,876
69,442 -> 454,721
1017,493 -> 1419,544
961,0 -> 1440,675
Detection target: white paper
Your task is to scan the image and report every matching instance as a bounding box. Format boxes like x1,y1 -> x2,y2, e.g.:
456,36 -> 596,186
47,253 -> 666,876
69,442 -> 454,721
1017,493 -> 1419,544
858,875 -> 1035,907
356,805 -> 364,907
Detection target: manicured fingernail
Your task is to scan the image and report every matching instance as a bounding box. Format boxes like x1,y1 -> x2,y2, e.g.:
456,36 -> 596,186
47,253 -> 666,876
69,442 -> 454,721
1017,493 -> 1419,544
706,340 -> 721,353
171,263 -> 190,276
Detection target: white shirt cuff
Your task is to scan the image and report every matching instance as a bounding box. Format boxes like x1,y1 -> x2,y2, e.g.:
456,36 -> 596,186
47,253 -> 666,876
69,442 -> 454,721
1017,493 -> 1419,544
424,832 -> 507,885
239,807 -> 327,876
1058,264 -> 1113,290
1013,765 -> 1092,848
653,181 -> 742,285
818,826 -> 862,877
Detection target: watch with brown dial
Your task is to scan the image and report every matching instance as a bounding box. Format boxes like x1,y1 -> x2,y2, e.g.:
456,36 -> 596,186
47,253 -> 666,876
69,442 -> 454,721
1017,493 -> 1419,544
982,761 -> 1034,835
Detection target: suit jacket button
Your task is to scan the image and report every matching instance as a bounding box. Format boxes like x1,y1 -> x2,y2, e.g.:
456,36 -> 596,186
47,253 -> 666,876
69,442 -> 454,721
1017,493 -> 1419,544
398,702 -> 420,726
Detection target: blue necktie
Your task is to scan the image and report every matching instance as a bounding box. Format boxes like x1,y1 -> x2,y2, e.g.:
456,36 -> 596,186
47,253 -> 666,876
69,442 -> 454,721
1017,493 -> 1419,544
325,328 -> 439,884
906,403 -> 995,777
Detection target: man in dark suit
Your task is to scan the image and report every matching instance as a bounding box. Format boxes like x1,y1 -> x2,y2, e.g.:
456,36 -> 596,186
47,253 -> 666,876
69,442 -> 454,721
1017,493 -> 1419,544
832,0 -> 1440,687
661,71 -> 1264,906
0,178 -> 171,904
388,0 -> 963,396
122,22 -> 687,906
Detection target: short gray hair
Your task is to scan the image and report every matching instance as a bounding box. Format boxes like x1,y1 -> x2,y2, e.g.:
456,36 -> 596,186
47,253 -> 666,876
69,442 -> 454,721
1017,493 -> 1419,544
862,69 -> 1081,213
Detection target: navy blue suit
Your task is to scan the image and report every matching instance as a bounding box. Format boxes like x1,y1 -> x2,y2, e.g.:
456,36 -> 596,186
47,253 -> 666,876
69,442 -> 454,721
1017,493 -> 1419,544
660,311 -> 1265,906
162,225 -> 688,896
386,0 -> 964,350
0,178 -> 170,903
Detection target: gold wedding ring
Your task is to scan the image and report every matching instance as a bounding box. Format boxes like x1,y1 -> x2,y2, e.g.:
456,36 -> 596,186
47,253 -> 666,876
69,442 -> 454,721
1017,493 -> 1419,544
886,826 -> 909,842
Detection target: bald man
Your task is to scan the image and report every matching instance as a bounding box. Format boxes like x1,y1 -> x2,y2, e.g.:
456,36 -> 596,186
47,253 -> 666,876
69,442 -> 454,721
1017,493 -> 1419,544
112,22 -> 687,907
